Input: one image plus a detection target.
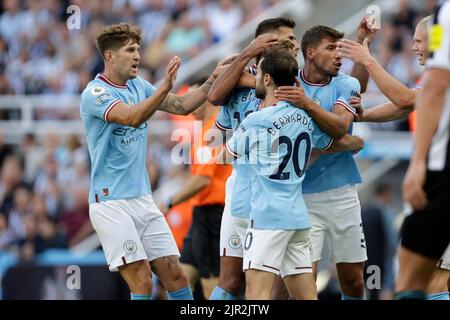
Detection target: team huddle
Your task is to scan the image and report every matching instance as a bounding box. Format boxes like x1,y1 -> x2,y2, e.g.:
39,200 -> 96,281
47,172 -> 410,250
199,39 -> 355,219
80,1 -> 450,300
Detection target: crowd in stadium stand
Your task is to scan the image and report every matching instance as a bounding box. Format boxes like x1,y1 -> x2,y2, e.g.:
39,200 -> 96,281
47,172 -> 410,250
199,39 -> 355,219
0,0 -> 435,270
0,0 -> 280,99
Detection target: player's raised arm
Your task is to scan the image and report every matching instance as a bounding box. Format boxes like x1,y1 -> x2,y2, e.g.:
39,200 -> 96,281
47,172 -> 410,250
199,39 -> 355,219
156,56 -> 239,115
349,16 -> 378,93
324,134 -> 365,154
338,39 -> 417,108
361,101 -> 414,122
107,56 -> 180,127
207,34 -> 279,106
274,83 -> 348,139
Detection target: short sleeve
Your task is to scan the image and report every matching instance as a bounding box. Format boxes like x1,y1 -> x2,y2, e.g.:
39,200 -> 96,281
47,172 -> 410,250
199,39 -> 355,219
311,121 -> 333,150
335,77 -> 361,117
225,113 -> 259,157
427,2 -> 450,71
80,85 -> 121,122
138,77 -> 157,98
215,107 -> 232,131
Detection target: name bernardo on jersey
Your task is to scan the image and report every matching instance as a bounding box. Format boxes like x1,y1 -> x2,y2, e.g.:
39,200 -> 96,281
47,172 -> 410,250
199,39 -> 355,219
268,112 -> 314,136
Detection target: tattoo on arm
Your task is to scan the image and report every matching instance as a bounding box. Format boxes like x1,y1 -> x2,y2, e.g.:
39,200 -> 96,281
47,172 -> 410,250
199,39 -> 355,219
158,94 -> 185,114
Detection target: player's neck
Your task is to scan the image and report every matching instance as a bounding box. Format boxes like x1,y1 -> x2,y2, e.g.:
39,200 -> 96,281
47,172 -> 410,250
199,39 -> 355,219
262,88 -> 279,109
102,67 -> 128,86
303,63 -> 330,84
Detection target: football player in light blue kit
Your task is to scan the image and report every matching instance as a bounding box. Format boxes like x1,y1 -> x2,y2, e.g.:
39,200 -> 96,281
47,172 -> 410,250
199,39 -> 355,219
275,25 -> 367,300
210,17 -> 373,300
209,18 -> 296,300
337,15 -> 450,300
222,47 -> 331,299
80,23 -> 222,300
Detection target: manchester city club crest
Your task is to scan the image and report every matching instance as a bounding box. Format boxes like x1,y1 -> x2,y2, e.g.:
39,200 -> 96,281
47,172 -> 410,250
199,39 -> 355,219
228,235 -> 242,249
123,240 -> 137,254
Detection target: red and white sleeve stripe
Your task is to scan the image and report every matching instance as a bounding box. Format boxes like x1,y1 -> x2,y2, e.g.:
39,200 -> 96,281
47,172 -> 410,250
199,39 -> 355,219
215,120 -> 232,131
225,141 -> 240,157
335,99 -> 357,117
103,100 -> 121,123
322,137 -> 335,151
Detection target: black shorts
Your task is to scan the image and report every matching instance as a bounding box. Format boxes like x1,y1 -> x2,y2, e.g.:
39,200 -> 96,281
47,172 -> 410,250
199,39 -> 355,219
180,205 -> 223,278
401,170 -> 450,259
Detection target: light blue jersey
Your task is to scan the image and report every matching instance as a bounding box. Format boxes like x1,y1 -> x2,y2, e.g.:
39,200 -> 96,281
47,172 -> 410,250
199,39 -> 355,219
215,86 -> 262,219
80,74 -> 156,203
226,101 -> 333,230
298,69 -> 363,194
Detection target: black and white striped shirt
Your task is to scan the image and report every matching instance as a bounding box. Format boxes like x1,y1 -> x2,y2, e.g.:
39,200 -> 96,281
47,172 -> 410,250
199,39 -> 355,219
426,1 -> 450,171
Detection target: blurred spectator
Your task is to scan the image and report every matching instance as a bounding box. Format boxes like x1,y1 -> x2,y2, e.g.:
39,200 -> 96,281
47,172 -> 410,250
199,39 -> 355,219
0,0 -> 23,45
165,11 -> 207,60
0,156 -> 23,216
5,186 -> 33,246
361,183 -> 398,300
138,0 -> 171,45
207,0 -> 242,43
19,133 -> 45,184
0,131 -> 15,168
0,0 -> 274,94
34,216 -> 67,253
61,185 -> 92,247
33,154 -> 63,219
391,0 -> 419,32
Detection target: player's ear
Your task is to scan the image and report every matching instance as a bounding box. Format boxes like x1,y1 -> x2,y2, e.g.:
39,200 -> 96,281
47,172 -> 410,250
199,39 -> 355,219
306,47 -> 315,60
264,73 -> 271,86
104,49 -> 114,63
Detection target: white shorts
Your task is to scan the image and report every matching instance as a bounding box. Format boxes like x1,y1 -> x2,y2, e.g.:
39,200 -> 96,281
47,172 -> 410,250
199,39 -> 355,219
89,194 -> 180,271
438,244 -> 450,270
243,228 -> 312,278
219,169 -> 249,258
304,184 -> 367,264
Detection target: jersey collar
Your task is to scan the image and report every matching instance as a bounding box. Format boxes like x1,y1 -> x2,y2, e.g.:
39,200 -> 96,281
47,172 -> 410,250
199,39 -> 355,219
96,73 -> 128,89
299,69 -> 331,87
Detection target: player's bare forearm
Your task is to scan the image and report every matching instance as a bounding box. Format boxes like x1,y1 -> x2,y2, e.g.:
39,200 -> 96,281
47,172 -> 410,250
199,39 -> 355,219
157,77 -> 214,115
350,63 -> 369,94
364,58 -> 416,107
325,134 -> 364,153
350,37 -> 369,93
180,76 -> 215,113
208,53 -> 253,105
304,100 -> 348,139
412,70 -> 449,163
348,15 -> 378,93
362,101 -> 414,122
170,174 -> 211,206
109,85 -> 171,127
236,71 -> 256,88
275,86 -> 347,139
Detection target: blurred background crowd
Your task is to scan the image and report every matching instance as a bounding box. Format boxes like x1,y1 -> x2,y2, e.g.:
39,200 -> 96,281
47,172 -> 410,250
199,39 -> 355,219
0,0 -> 439,299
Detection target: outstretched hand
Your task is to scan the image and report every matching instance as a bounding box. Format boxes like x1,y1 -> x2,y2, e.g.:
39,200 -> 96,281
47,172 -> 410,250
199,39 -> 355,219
161,56 -> 181,92
356,15 -> 378,44
337,38 -> 372,66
